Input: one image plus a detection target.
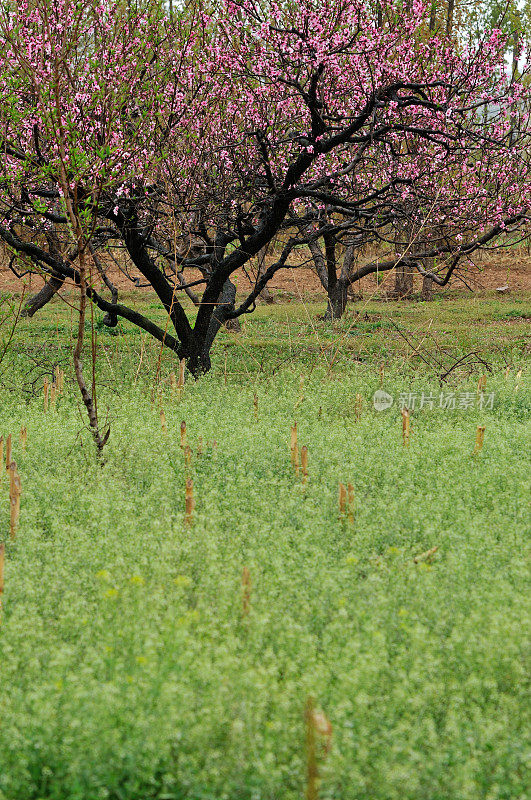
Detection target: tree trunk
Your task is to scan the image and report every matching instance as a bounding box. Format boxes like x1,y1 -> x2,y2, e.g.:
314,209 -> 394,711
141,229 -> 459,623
324,280 -> 348,321
185,277 -> 238,375
21,274 -> 64,317
256,243 -> 275,304
393,261 -> 414,298
421,274 -> 434,301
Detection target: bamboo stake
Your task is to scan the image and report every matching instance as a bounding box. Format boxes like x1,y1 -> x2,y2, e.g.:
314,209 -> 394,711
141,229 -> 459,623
5,434 -> 11,470
177,358 -> 185,390
402,408 -> 410,447
290,422 -> 298,462
50,382 -> 57,408
473,425 -> 485,454
159,407 -> 167,435
184,477 -> 194,524
8,461 -> 16,501
338,482 -> 347,517
477,374 -> 487,395
241,566 -> 251,617
20,427 -> 27,451
301,445 -> 308,485
43,377 -> 49,412
58,368 -> 64,394
355,393 -> 362,422
180,420 -> 187,448
347,483 -> 355,524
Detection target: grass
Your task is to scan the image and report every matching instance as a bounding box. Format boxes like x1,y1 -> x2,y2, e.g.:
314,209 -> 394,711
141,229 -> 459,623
0,293 -> 529,800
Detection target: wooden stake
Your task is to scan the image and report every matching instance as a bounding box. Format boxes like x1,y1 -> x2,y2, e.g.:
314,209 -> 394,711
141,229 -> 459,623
301,445 -> 308,485
178,358 -> 186,390
180,420 -> 187,448
241,566 -> 251,617
290,422 -> 298,461
58,368 -> 64,394
477,374 -> 487,395
355,393 -> 362,422
50,382 -> 57,408
401,408 -> 410,447
184,477 -> 194,524
338,482 -> 347,517
159,407 -> 167,435
43,378 -> 49,412
347,483 -> 355,524
5,434 -> 11,470
20,427 -> 27,451
473,425 -> 485,454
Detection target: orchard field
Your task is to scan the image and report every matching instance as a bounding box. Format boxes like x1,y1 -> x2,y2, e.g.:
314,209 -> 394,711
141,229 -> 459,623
0,288 -> 529,800
0,0 -> 530,796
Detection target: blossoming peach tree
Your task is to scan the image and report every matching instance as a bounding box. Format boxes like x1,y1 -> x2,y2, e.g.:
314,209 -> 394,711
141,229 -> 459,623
0,0 -> 529,379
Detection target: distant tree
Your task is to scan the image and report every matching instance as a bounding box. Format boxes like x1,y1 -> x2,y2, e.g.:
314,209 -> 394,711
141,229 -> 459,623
0,0 -> 529,372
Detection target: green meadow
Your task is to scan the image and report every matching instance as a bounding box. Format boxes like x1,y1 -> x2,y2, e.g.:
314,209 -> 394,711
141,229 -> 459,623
0,293 -> 529,800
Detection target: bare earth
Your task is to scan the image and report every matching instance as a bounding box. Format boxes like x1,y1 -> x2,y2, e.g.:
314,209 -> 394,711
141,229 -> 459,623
1,245 -> 530,300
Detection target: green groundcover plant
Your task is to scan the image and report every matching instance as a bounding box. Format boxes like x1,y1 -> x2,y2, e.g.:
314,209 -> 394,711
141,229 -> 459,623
0,324 -> 529,799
